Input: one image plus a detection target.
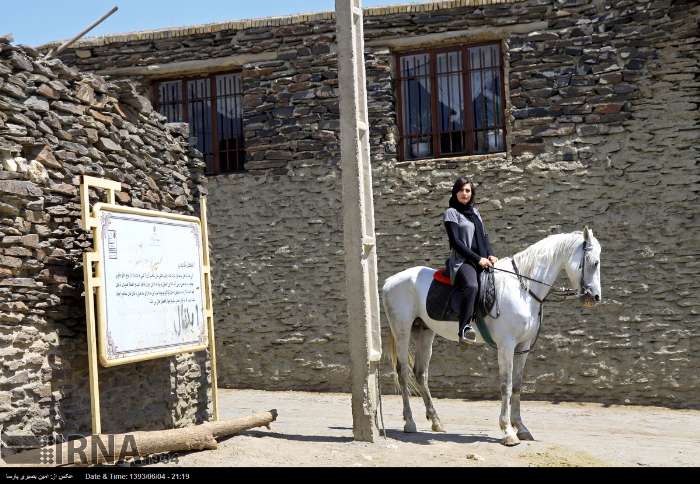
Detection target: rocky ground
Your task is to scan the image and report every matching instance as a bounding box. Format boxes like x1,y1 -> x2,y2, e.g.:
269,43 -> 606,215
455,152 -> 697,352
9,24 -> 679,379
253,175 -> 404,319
152,389 -> 700,467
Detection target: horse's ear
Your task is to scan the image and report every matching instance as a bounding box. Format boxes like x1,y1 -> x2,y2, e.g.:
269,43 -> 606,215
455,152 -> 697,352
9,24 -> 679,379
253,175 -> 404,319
583,225 -> 590,241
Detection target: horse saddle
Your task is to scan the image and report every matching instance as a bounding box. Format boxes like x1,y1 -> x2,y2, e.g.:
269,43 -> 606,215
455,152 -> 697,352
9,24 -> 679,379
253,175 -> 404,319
426,268 -> 498,322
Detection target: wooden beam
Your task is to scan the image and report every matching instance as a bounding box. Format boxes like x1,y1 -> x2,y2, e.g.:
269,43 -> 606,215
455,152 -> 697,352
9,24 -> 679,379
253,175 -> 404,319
365,21 -> 549,51
96,53 -> 278,78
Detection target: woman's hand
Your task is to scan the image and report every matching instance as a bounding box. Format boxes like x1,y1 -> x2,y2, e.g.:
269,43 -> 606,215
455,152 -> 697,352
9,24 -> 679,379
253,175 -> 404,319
488,255 -> 499,265
479,257 -> 493,269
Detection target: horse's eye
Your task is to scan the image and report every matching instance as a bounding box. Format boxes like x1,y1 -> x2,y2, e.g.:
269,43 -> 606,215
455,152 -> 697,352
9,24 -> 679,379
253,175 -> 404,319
594,261 -> 599,268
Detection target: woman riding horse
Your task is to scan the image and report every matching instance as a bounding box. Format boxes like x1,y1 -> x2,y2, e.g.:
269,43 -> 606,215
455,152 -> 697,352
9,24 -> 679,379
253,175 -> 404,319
444,177 -> 499,344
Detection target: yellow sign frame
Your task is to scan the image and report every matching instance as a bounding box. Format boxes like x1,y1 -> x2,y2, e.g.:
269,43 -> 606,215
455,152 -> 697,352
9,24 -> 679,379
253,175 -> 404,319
92,202 -> 209,367
80,175 -> 219,434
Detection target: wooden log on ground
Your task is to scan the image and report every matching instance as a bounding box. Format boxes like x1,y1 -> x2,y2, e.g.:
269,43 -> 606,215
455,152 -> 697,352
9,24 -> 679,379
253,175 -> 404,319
6,409 -> 278,467
202,409 -> 278,439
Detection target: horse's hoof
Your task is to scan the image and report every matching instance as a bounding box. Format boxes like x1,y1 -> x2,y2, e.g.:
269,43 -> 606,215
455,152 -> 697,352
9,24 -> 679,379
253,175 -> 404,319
432,423 -> 446,433
502,434 -> 521,447
517,430 -> 535,441
404,422 -> 417,433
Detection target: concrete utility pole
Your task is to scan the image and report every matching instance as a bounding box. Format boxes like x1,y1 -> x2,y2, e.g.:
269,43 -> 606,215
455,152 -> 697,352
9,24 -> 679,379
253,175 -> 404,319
335,0 -> 382,442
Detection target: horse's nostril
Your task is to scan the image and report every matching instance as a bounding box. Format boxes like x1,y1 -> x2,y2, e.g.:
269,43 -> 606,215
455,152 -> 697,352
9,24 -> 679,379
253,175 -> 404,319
595,295 -> 600,301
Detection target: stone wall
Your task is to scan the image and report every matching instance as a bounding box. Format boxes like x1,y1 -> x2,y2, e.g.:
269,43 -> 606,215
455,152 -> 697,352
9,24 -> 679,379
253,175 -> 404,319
0,37 -> 210,445
52,0 -> 699,408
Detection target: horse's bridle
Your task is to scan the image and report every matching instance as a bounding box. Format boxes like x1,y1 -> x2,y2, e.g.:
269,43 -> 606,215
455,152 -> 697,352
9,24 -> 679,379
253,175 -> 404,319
486,240 -> 593,355
578,238 -> 595,299
494,240 -> 593,299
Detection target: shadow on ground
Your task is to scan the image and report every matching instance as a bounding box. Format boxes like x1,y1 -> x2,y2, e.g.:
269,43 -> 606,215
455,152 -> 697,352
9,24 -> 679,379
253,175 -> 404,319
241,430 -> 354,443
329,426 -> 501,445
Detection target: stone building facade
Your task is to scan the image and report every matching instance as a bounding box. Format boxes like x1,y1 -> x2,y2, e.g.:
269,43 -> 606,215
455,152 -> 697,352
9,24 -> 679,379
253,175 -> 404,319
47,0 -> 699,408
0,37 -> 210,444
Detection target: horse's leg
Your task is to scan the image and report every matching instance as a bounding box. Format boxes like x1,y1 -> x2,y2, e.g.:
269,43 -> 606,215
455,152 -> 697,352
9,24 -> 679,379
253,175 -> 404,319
498,343 -> 520,446
413,326 -> 444,433
511,351 -> 534,441
396,324 -> 417,433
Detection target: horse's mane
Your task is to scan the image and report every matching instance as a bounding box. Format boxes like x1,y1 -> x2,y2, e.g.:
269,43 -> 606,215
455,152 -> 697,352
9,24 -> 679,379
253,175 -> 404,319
512,232 -> 584,276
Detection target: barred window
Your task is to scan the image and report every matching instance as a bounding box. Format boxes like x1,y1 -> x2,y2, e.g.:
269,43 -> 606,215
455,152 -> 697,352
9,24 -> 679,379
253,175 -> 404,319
154,73 -> 245,175
396,43 -> 506,161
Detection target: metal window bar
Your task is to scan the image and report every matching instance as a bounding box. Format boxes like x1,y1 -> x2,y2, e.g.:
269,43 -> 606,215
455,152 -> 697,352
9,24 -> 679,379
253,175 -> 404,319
469,44 -> 505,154
216,74 -> 245,173
399,53 -> 433,159
463,48 -> 475,154
396,42 -> 505,161
156,80 -> 183,122
429,51 -> 439,158
154,73 -> 245,175
395,57 -> 405,162
437,51 -> 465,156
187,78 -> 213,173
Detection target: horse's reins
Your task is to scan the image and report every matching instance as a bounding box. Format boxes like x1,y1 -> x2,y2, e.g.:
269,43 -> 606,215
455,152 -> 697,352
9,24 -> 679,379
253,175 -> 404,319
489,265 -> 577,298
485,239 -> 591,355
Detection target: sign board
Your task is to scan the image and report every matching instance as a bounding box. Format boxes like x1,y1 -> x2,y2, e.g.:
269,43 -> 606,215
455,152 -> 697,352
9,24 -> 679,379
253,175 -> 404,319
94,203 -> 208,366
80,176 -> 218,434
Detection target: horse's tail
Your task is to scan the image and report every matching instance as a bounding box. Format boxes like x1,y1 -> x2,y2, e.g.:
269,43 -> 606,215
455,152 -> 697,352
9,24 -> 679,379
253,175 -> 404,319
382,275 -> 420,396
382,286 -> 401,392
385,316 -> 420,397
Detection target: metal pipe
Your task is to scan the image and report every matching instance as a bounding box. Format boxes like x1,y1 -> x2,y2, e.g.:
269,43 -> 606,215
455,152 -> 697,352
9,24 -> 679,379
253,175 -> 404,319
46,6 -> 118,59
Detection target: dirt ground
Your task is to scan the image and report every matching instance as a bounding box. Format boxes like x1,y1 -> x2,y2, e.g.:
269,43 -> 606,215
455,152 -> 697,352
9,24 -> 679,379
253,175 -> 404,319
155,389 -> 699,467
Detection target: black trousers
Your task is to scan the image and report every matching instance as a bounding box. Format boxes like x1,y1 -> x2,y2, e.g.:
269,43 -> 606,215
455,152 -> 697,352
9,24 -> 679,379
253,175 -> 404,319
454,263 -> 479,336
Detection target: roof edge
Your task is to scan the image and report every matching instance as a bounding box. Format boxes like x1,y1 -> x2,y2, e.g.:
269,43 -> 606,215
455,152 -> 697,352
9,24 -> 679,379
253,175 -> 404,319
38,0 -> 520,50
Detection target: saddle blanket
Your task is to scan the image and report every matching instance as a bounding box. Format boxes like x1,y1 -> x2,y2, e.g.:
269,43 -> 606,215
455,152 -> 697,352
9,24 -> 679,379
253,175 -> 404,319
427,268 -> 498,348
426,268 -> 480,322
427,268 -> 495,322
426,278 -> 461,322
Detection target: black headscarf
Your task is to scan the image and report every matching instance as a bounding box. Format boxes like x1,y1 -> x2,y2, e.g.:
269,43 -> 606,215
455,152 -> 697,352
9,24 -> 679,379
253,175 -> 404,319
449,185 -> 490,259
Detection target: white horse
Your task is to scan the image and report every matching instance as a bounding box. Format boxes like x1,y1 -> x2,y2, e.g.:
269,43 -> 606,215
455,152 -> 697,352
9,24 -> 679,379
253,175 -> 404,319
381,227 -> 602,446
